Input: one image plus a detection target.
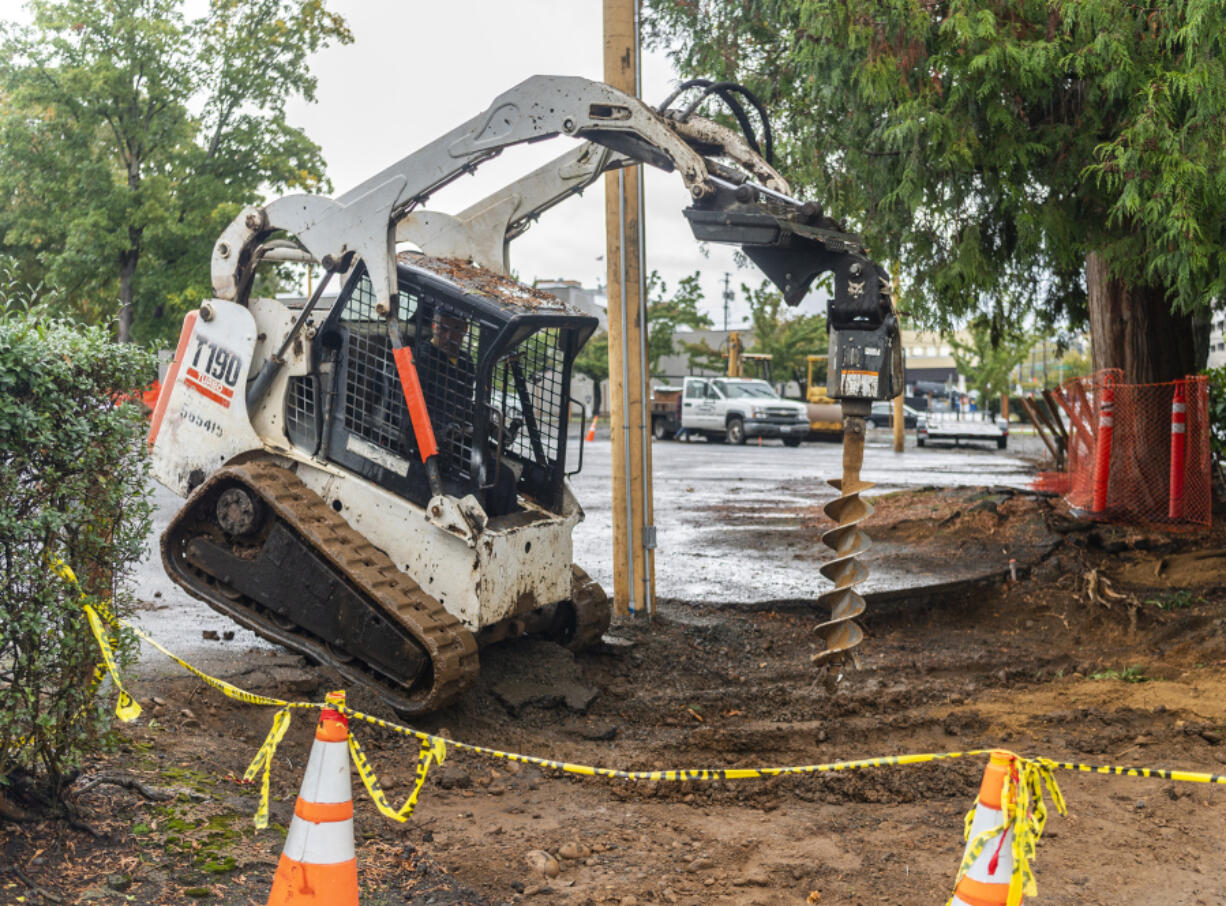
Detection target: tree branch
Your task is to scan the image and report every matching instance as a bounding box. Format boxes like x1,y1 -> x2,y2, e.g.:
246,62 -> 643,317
74,771 -> 174,802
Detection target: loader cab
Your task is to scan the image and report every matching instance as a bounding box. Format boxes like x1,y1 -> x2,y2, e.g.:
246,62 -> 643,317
293,254 -> 596,518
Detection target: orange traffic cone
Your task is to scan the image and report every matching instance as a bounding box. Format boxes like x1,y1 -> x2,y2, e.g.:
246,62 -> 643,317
585,416 -> 598,442
950,750 -> 1017,906
268,691 -> 359,905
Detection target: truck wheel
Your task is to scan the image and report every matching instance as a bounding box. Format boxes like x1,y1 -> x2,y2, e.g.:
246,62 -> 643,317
726,417 -> 746,445
864,418 -> 877,430
997,436 -> 1008,449
652,418 -> 668,441
782,436 -> 802,447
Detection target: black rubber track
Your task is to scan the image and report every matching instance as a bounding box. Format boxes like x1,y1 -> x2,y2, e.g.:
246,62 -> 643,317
162,457 -> 480,716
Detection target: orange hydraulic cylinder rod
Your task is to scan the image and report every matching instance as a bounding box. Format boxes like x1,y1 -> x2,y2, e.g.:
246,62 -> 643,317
392,346 -> 439,461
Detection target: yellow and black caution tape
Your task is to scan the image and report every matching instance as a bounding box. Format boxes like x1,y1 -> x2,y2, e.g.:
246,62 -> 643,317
342,705 -> 992,781
105,607 -> 1226,792
1044,758 -> 1226,785
54,551 -> 1226,902
130,623 -> 319,711
350,730 -> 446,823
48,556 -> 141,723
243,707 -> 294,829
82,604 -> 143,722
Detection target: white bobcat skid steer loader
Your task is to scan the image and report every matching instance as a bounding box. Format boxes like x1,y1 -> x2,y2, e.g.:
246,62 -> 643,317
149,75 -> 901,715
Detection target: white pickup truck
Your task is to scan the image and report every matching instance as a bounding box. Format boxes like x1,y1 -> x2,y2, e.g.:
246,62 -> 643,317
679,376 -> 810,446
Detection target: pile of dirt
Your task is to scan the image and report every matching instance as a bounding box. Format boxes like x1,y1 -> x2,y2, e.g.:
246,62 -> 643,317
2,487 -> 1225,904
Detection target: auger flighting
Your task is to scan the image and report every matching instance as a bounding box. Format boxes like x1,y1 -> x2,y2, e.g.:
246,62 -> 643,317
813,403 -> 874,672
811,253 -> 903,676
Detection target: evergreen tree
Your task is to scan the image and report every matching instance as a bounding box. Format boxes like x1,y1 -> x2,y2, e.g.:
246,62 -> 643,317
645,0 -> 1225,381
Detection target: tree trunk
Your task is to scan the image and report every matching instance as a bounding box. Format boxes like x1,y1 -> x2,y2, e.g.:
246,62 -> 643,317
1086,252 -> 1209,383
117,235 -> 140,344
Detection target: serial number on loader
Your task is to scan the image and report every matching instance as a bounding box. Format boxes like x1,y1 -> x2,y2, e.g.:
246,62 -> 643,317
179,405 -> 224,438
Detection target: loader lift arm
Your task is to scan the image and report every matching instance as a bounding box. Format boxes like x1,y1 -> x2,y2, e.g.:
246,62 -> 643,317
209,72 -> 902,676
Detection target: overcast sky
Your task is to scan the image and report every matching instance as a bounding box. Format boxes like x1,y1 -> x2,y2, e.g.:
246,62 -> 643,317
280,0 -> 761,328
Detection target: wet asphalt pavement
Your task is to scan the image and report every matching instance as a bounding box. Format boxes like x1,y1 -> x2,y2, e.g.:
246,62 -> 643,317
569,429 -> 1043,605
131,430 -> 1044,678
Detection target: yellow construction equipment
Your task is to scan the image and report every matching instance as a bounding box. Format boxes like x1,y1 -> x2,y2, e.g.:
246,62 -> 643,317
805,355 -> 841,436
724,332 -> 774,382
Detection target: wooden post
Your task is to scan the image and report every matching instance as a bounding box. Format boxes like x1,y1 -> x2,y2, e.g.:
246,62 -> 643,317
892,392 -> 904,452
1029,393 -> 1068,466
1040,388 -> 1071,447
1020,396 -> 1062,466
1000,393 -> 1009,422
604,0 -> 654,616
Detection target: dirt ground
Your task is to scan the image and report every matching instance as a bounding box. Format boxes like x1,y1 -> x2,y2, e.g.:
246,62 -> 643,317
3,486 -> 1226,905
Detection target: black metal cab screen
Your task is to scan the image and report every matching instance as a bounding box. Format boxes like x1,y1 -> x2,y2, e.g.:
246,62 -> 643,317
290,256 -> 596,517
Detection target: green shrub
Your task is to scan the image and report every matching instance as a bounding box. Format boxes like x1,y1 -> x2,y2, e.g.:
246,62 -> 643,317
0,264 -> 153,803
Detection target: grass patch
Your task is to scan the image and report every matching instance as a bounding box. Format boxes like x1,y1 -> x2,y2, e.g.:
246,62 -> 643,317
1090,666 -> 1149,683
1145,590 -> 1206,610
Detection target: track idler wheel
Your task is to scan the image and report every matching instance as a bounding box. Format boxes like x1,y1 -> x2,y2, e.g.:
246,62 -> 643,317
215,487 -> 262,537
552,565 -> 611,652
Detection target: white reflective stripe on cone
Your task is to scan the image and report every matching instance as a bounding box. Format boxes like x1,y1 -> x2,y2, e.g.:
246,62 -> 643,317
299,739 -> 352,803
283,815 -> 356,864
1173,403 -> 1187,413
1172,423 -> 1186,434
962,804 -> 1014,884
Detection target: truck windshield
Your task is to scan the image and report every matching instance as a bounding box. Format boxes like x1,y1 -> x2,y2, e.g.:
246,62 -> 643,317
713,379 -> 778,399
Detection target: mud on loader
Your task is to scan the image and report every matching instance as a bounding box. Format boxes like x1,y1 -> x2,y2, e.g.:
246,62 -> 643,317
148,75 -> 903,716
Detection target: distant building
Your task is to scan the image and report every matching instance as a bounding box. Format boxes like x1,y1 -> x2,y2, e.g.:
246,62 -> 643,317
535,279 -> 609,414
534,279 -> 607,330
654,328 -> 739,384
900,330 -> 964,397
1210,310 -> 1226,368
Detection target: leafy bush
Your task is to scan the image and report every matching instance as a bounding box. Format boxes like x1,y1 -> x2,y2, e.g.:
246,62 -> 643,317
0,264 -> 153,805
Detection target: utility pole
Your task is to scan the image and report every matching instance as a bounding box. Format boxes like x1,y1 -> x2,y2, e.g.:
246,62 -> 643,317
722,273 -> 732,332
603,0 -> 654,617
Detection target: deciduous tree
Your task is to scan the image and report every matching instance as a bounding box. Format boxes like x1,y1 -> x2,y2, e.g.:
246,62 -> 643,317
645,0 -> 1225,382
742,280 -> 827,392
948,316 -> 1034,413
645,270 -> 712,375
0,0 -> 351,342
573,329 -> 609,416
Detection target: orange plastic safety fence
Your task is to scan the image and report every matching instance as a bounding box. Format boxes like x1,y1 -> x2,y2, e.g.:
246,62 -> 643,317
1032,471 -> 1071,494
1058,370 -> 1210,529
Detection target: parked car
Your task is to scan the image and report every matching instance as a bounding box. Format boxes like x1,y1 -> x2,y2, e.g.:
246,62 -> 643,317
865,400 -> 920,429
917,412 -> 1009,449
